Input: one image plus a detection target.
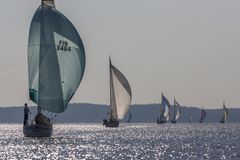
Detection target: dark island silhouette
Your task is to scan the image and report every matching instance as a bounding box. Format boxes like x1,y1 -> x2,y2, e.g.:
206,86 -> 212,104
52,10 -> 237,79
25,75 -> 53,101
0,103 -> 239,123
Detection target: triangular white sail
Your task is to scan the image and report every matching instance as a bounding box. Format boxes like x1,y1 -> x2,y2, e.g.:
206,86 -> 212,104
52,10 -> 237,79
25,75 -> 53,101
223,102 -> 229,122
109,58 -> 132,120
28,0 -> 85,113
173,99 -> 181,121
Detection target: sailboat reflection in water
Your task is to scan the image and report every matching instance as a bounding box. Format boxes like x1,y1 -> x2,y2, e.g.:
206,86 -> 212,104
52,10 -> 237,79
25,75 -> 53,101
23,0 -> 85,137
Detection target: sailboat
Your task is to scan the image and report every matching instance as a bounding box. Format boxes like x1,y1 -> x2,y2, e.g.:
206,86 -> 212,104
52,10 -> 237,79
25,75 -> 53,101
220,101 -> 228,123
24,0 -> 85,137
103,58 -> 132,127
157,94 -> 170,124
127,111 -> 132,123
199,107 -> 206,123
188,113 -> 193,123
171,98 -> 181,123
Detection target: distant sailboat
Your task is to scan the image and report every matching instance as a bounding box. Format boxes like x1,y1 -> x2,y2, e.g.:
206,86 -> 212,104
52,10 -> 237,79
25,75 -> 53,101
103,58 -> 132,127
189,113 -> 193,123
157,94 -> 170,124
199,107 -> 206,123
220,101 -> 228,123
127,112 -> 132,123
171,98 -> 181,123
24,0 -> 85,137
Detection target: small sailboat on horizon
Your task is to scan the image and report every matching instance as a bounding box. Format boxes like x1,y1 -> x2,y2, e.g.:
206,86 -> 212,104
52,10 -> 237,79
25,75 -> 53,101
157,94 -> 170,124
188,113 -> 193,123
171,98 -> 181,123
220,101 -> 228,123
199,107 -> 206,123
103,58 -> 132,127
24,0 -> 85,137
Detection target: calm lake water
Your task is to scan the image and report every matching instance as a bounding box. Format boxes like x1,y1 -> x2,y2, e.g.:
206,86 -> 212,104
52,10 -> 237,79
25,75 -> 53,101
0,123 -> 239,159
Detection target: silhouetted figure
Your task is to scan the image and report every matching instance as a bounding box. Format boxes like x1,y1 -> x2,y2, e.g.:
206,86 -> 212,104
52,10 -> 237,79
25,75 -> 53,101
24,103 -> 31,126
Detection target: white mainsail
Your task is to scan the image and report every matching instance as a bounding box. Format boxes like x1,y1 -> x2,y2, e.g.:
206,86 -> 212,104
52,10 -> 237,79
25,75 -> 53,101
223,102 -> 229,122
109,58 -> 132,120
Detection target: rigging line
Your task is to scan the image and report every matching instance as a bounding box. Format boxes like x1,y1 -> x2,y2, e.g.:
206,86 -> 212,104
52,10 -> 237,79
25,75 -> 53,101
50,114 -> 58,121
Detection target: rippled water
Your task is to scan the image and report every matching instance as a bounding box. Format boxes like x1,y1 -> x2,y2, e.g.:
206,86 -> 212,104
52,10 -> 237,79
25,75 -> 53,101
0,123 -> 239,159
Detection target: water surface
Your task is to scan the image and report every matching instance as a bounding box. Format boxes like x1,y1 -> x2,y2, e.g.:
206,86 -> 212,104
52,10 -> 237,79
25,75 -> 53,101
0,123 -> 239,159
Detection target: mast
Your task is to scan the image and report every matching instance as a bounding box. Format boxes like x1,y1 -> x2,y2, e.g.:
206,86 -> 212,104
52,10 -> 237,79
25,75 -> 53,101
109,57 -> 117,120
42,0 -> 55,8
109,57 -> 113,120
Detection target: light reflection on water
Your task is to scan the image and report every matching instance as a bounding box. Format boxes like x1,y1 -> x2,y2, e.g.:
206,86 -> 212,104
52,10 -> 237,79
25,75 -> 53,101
0,123 -> 239,159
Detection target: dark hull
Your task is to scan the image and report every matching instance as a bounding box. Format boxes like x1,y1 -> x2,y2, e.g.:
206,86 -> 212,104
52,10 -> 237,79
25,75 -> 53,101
220,120 -> 225,123
23,124 -> 52,137
157,121 -> 164,124
157,119 -> 165,124
103,120 -> 119,127
171,120 -> 177,123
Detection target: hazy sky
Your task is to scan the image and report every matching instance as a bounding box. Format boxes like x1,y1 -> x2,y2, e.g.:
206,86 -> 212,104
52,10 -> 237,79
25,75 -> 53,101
0,0 -> 240,108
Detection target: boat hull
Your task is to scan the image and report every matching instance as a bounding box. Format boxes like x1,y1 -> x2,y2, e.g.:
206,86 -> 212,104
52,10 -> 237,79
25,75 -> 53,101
171,120 -> 177,123
157,121 -> 164,124
103,120 -> 119,127
220,120 -> 225,123
157,118 -> 165,124
23,124 -> 53,137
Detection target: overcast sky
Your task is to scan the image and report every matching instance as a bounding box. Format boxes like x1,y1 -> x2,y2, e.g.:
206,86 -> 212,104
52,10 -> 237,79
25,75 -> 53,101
0,0 -> 240,108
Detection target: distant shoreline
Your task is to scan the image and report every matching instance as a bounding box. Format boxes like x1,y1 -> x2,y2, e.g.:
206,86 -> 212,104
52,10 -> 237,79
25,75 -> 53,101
0,103 -> 239,123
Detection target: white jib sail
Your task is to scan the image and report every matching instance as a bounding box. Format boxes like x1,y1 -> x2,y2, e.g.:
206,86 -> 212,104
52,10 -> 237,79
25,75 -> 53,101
174,100 -> 181,120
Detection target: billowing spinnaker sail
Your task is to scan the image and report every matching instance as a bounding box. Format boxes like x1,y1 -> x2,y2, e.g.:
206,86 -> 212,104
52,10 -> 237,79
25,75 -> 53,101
111,63 -> 132,120
161,94 -> 170,118
28,4 -> 85,113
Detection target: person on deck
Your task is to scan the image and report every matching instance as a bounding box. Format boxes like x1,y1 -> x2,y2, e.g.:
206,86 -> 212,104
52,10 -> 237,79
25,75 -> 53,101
24,103 -> 31,126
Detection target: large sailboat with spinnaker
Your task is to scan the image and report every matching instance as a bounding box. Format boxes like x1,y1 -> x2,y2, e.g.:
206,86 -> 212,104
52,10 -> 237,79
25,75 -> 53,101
24,0 -> 85,137
103,58 -> 132,127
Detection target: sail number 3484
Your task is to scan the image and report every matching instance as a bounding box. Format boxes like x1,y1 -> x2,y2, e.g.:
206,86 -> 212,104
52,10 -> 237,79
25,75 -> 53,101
57,40 -> 71,52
